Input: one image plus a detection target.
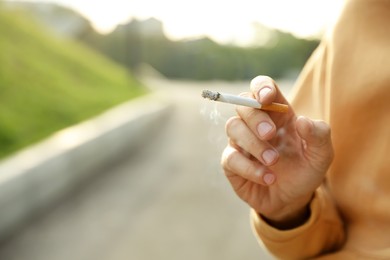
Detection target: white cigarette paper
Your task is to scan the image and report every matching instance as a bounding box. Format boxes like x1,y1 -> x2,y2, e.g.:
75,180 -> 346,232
201,90 -> 288,113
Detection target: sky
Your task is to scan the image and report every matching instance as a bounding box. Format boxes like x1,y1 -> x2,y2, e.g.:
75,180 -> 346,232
10,0 -> 345,45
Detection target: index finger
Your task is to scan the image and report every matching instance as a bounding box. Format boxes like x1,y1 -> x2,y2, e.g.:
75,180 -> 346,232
250,75 -> 289,106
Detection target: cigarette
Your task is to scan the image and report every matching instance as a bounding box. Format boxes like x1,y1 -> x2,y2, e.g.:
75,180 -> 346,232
201,90 -> 288,113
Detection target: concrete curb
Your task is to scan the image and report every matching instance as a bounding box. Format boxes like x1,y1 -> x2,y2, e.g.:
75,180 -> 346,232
0,92 -> 173,242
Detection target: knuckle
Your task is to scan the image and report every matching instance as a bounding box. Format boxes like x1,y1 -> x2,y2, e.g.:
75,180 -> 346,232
250,75 -> 274,91
224,149 -> 240,171
246,136 -> 263,159
250,75 -> 272,85
225,116 -> 242,136
245,108 -> 261,124
323,123 -> 332,137
243,161 -> 258,177
317,120 -> 331,133
315,120 -> 332,146
223,148 -> 253,177
220,146 -> 237,171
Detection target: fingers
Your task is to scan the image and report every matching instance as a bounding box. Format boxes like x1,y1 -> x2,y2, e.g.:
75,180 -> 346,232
296,116 -> 334,171
221,75 -> 294,189
250,75 -> 290,106
235,75 -> 293,142
226,116 -> 279,166
221,145 -> 276,186
236,93 -> 277,141
296,116 -> 332,149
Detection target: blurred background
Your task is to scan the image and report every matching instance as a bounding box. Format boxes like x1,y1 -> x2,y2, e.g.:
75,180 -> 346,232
0,0 -> 343,259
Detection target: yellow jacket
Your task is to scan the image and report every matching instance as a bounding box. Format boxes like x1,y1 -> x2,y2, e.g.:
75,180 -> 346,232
251,0 -> 390,259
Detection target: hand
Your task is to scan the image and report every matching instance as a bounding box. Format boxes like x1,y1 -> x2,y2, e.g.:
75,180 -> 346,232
221,76 -> 334,228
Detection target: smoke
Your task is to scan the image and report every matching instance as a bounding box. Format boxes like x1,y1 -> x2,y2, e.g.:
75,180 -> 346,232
199,101 -> 232,150
200,102 -> 223,126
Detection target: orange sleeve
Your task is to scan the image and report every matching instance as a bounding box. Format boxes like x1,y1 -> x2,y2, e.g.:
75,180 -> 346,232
251,186 -> 345,259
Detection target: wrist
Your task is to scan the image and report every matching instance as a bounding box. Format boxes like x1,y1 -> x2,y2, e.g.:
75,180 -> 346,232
261,194 -> 314,230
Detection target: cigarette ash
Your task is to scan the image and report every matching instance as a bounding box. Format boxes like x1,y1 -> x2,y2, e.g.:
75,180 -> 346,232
201,90 -> 224,125
200,89 -> 236,126
201,90 -> 220,101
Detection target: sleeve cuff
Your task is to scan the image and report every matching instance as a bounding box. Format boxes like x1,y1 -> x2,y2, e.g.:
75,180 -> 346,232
251,189 -> 323,242
250,186 -> 345,259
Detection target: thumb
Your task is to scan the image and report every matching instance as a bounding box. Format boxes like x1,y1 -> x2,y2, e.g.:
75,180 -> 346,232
296,116 -> 334,171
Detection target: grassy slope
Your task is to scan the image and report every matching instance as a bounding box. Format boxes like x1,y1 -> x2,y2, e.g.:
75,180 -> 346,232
0,8 -> 147,159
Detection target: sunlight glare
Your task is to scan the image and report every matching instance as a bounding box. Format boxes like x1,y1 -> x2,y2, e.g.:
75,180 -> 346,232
10,0 -> 344,44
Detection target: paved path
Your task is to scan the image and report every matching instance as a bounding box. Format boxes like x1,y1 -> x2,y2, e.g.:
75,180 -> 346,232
0,78 -> 292,260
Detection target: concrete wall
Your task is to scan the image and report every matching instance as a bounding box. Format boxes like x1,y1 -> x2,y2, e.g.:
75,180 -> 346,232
0,93 -> 172,242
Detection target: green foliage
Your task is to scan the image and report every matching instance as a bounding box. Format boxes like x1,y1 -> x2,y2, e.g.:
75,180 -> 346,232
0,9 -> 146,159
81,19 -> 320,81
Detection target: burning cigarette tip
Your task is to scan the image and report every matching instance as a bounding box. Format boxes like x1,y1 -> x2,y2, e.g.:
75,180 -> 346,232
201,90 -> 220,101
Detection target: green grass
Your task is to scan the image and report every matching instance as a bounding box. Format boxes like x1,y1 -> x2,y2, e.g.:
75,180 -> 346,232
0,8 -> 147,159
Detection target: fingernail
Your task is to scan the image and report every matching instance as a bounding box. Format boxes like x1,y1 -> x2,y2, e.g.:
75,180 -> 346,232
259,87 -> 271,103
262,149 -> 278,165
263,173 -> 275,185
257,122 -> 273,138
